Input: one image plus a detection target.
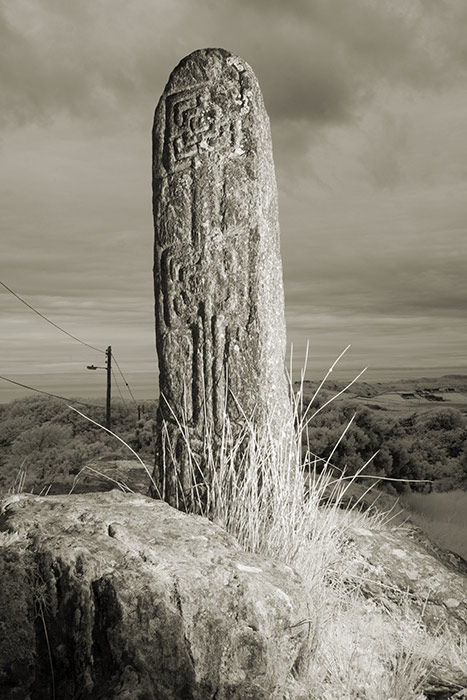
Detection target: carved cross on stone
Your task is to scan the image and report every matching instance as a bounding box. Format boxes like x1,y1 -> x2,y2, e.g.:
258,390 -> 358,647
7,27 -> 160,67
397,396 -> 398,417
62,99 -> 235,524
151,48 -> 289,510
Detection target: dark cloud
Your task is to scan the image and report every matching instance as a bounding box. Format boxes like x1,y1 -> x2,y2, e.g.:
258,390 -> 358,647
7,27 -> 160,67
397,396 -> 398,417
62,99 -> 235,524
231,0 -> 467,125
256,42 -> 357,124
0,0 -> 171,126
0,5 -> 101,125
2,0 -> 467,131
359,113 -> 409,189
284,239 -> 467,322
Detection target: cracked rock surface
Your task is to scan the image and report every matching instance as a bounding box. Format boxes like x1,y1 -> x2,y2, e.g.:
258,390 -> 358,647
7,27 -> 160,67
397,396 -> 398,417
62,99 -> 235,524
345,524 -> 467,636
0,490 -> 309,700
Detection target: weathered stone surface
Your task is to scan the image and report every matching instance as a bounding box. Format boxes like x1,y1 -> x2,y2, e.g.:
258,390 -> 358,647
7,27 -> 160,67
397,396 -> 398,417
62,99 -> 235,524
344,523 -> 467,636
152,48 -> 289,507
0,490 -> 309,700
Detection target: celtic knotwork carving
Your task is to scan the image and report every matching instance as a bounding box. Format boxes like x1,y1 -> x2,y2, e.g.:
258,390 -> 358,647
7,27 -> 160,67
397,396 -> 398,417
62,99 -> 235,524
164,86 -> 240,172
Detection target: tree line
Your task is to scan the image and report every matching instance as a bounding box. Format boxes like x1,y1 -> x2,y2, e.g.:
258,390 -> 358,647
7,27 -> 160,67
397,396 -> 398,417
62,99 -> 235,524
0,395 -> 156,493
304,395 -> 467,493
0,393 -> 466,495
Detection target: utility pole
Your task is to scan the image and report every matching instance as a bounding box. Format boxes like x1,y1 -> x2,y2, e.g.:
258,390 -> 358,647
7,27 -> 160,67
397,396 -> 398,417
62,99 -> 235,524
86,344 -> 112,430
106,345 -> 112,430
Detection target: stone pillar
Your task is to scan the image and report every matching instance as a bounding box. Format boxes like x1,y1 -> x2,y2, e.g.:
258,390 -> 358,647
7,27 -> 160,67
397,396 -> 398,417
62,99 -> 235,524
152,48 -> 289,509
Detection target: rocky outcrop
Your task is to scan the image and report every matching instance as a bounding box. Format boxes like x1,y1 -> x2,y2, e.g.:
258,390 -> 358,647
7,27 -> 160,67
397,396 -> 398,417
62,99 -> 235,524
0,490 -> 309,700
65,457 -> 150,495
345,524 -> 467,636
344,523 -> 467,698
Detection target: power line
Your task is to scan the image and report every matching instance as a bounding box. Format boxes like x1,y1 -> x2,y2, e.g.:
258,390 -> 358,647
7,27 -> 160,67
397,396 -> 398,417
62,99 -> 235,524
0,279 -> 104,354
0,374 -> 104,408
112,352 -> 139,406
2,279 -> 141,405
111,368 -> 128,406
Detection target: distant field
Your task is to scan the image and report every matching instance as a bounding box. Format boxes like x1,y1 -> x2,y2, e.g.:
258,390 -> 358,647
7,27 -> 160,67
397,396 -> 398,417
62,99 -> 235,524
301,374 -> 467,416
354,391 -> 467,415
401,490 -> 467,560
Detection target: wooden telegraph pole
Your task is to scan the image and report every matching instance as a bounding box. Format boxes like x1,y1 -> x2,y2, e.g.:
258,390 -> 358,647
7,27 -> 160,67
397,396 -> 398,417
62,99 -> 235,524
87,345 -> 112,430
105,345 -> 112,430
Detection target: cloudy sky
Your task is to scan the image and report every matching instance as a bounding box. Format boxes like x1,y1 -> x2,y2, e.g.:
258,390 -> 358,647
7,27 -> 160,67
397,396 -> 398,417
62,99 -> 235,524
1,0 -> 467,403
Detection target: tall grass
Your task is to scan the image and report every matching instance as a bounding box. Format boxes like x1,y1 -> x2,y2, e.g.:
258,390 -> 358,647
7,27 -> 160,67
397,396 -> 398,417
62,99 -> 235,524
8,458 -> 28,495
155,348 -> 383,590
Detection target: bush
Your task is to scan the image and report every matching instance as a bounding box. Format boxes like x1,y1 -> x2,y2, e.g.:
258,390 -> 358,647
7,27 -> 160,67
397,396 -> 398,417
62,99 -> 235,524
0,396 -> 157,493
305,400 -> 467,492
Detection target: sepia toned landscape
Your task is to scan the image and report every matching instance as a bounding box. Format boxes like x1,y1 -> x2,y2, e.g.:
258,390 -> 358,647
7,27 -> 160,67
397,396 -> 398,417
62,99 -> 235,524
1,3 -> 467,699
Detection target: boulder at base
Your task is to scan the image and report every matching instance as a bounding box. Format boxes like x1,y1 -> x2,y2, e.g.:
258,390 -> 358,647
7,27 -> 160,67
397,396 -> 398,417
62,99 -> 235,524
345,524 -> 467,635
0,490 -> 309,700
